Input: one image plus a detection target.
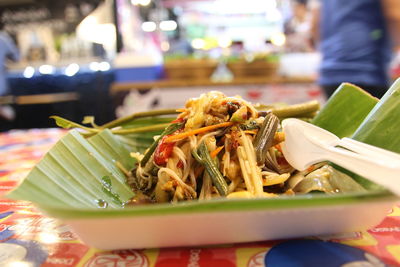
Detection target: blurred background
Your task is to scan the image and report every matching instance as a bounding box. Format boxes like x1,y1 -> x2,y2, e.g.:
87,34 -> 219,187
0,0 -> 399,131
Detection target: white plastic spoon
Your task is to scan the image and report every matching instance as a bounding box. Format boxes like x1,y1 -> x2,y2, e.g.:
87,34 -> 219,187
281,118 -> 400,195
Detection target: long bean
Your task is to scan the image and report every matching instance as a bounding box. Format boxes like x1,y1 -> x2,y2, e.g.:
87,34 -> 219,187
197,142 -> 228,196
100,109 -> 179,129
253,113 -> 279,164
191,149 -> 203,163
271,100 -> 319,118
111,123 -> 171,135
257,100 -> 320,119
50,115 -> 174,137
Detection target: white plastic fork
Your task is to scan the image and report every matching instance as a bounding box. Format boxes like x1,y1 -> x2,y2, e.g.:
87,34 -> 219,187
281,118 -> 400,195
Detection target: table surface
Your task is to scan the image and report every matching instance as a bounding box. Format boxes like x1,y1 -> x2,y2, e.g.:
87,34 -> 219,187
1,129 -> 399,267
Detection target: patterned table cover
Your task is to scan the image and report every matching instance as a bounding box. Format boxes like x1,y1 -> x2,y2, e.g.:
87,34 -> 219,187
1,129 -> 399,267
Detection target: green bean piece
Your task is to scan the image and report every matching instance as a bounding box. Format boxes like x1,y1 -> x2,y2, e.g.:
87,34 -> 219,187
140,122 -> 185,167
100,109 -> 179,129
253,113 -> 279,164
112,123 -> 171,135
292,111 -> 318,119
270,100 -> 320,118
191,149 -> 203,164
197,142 -> 228,196
239,120 -> 260,130
50,116 -> 173,138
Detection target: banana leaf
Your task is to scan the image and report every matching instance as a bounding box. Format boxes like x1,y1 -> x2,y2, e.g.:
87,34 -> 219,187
345,78 -> 400,190
311,79 -> 400,191
311,83 -> 378,138
7,129 -> 136,208
351,78 -> 400,153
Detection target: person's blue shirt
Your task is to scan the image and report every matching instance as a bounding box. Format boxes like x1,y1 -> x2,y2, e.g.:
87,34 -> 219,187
319,0 -> 392,87
0,31 -> 19,96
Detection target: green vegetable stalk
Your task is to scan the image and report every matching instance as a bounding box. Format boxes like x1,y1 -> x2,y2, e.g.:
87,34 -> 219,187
270,100 -> 320,119
253,112 -> 279,164
100,109 -> 179,129
196,142 -> 228,196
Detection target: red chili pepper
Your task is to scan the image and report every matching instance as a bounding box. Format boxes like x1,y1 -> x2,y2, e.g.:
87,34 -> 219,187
153,128 -> 183,166
154,135 -> 176,166
176,160 -> 184,169
275,144 -> 283,153
277,155 -> 289,166
171,117 -> 184,123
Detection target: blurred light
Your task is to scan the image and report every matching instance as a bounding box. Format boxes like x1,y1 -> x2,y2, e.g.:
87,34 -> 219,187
15,209 -> 35,215
89,62 -> 100,71
267,8 -> 282,22
83,15 -> 97,26
77,5 -> 116,49
214,0 -> 276,14
202,37 -> 219,50
218,37 -> 232,48
39,65 -> 55,75
271,33 -> 286,47
267,0 -> 277,9
99,61 -> 111,71
173,6 -> 183,16
161,41 -> 170,51
23,66 -> 35,78
7,262 -> 33,267
77,22 -> 116,45
160,20 -> 177,31
131,0 -> 151,6
65,63 -> 80,76
140,0 -> 151,6
191,38 -> 205,49
141,21 -> 156,32
38,232 -> 59,244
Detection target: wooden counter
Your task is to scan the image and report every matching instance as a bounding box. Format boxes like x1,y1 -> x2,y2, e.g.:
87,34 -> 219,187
110,76 -> 316,94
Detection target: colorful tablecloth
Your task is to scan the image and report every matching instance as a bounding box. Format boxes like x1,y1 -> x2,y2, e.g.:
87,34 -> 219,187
1,129 -> 399,267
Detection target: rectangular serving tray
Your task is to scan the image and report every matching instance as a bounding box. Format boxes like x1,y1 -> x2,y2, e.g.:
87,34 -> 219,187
40,191 -> 397,250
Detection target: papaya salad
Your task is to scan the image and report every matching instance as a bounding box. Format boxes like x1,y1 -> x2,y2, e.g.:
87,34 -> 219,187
128,91 -> 365,203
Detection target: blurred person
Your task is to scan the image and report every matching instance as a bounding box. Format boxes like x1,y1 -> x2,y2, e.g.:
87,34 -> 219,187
285,0 -> 314,53
0,26 -> 19,123
311,0 -> 400,98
